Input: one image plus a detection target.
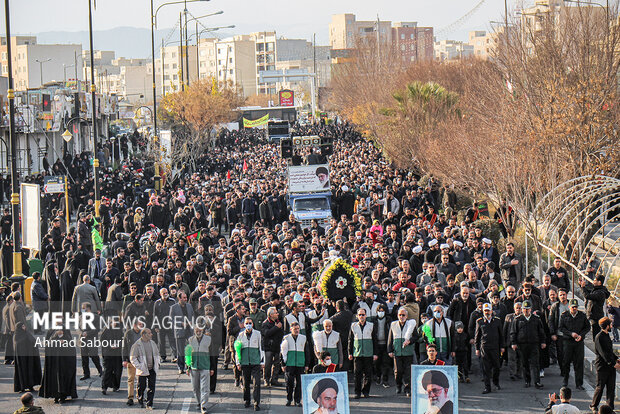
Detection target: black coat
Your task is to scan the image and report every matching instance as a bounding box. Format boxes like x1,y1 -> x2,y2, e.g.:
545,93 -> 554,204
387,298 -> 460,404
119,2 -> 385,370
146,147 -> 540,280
510,314 -> 545,345
594,331 -> 618,370
13,325 -> 42,392
582,285 -> 610,321
558,310 -> 589,342
39,329 -> 78,400
474,316 -> 504,351
261,317 -> 284,353
447,296 -> 476,327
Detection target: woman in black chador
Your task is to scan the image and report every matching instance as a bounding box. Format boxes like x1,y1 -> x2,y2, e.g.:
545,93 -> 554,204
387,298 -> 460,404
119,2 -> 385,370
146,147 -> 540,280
39,328 -> 78,403
13,322 -> 42,392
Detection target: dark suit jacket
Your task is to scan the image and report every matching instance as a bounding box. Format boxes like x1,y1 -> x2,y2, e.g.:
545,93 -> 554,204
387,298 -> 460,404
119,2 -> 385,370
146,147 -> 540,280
331,309 -> 354,346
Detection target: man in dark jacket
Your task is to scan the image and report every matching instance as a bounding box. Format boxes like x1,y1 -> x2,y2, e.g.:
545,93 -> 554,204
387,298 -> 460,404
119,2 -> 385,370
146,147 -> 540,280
128,260 -> 149,294
558,298 -> 589,390
503,301 -> 522,380
510,300 -> 546,389
548,289 -> 570,373
579,275 -> 611,339
77,214 -> 93,255
590,317 -> 619,411
475,303 -> 504,394
105,276 -> 124,318
330,300 -> 353,371
261,307 -> 284,386
154,288 -> 176,361
30,273 -> 48,334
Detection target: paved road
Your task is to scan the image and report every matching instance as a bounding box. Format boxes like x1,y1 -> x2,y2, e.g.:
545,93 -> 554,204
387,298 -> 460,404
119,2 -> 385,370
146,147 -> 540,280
0,345 -> 601,414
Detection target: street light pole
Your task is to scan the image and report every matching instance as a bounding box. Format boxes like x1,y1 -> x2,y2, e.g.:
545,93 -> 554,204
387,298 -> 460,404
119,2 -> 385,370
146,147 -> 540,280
88,0 -> 101,218
4,0 -> 23,280
184,0 -> 190,87
179,11 -> 184,92
150,0 -> 160,192
35,58 -> 51,87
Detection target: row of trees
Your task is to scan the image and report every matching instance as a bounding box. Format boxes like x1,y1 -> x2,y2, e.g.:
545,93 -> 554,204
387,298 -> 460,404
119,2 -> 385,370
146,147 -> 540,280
329,4 -> 620,274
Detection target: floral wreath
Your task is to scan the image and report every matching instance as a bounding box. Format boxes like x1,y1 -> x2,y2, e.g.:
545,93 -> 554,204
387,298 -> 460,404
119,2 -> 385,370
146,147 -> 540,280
318,258 -> 363,299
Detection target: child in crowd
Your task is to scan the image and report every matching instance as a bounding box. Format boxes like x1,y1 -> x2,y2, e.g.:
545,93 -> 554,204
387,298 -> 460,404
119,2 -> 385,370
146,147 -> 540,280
453,321 -> 470,383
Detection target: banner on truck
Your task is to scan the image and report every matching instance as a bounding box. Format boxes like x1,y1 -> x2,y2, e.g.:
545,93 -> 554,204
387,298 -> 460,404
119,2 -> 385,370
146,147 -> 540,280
288,164 -> 330,193
243,114 -> 269,128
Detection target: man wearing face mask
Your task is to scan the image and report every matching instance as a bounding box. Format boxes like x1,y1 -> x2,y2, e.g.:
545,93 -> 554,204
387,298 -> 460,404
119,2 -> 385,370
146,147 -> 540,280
352,290 -> 380,323
510,300 -> 546,389
235,318 -> 265,411
373,304 -> 391,387
475,303 -> 504,394
388,308 -> 417,396
424,306 -> 455,364
348,309 -> 378,399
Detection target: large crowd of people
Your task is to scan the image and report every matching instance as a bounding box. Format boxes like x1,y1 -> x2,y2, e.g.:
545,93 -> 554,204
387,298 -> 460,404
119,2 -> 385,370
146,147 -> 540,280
0,121 -> 617,414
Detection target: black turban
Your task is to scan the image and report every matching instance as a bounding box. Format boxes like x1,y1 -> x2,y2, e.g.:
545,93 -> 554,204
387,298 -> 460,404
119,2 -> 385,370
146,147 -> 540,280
421,370 -> 450,389
312,378 -> 339,402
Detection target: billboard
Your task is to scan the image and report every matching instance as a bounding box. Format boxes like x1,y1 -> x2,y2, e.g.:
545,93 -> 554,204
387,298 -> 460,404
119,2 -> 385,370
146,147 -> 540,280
159,130 -> 172,165
20,183 -> 41,251
279,89 -> 295,107
288,164 -> 330,193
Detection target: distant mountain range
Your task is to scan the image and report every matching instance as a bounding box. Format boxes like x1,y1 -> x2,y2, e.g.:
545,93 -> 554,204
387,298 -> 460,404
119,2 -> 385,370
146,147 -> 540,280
19,26 -> 232,60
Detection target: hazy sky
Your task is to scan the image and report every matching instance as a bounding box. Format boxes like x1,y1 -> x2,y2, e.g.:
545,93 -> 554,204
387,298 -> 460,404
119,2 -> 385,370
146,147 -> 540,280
4,0 -> 514,44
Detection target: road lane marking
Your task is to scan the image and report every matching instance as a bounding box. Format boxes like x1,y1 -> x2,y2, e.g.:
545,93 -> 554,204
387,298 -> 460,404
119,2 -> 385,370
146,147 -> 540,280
182,396 -> 192,413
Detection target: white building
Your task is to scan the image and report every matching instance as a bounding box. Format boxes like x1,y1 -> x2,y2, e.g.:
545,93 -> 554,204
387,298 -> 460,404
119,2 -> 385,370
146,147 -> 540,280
0,37 -> 83,90
434,40 -> 474,61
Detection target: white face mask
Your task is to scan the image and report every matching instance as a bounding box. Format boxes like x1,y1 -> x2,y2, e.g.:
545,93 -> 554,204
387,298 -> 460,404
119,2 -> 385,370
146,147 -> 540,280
324,359 -> 332,365
377,311 -> 385,318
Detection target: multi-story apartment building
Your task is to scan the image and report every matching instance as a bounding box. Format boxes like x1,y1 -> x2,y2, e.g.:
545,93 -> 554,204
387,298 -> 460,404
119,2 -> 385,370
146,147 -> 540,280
0,36 -> 82,90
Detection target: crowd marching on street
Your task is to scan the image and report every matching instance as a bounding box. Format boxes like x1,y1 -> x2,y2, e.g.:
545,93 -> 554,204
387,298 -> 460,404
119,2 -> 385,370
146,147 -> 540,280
0,121 -> 618,414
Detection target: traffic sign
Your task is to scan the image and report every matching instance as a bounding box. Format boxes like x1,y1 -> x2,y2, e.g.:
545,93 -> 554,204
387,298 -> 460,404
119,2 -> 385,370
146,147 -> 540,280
43,176 -> 65,194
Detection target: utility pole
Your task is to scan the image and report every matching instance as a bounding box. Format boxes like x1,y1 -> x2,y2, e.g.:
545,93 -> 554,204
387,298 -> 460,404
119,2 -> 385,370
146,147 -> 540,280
313,33 -> 317,114
179,12 -> 184,91
184,0 -> 190,87
74,50 -> 80,150
88,0 -> 101,218
4,0 -> 23,280
313,33 -> 317,88
196,22 -> 200,79
150,0 -> 160,192
504,0 -> 509,48
161,39 -> 165,97
376,15 -> 381,65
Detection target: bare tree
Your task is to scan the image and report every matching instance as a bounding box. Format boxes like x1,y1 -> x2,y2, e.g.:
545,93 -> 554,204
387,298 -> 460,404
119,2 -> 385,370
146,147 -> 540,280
159,79 -> 245,171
